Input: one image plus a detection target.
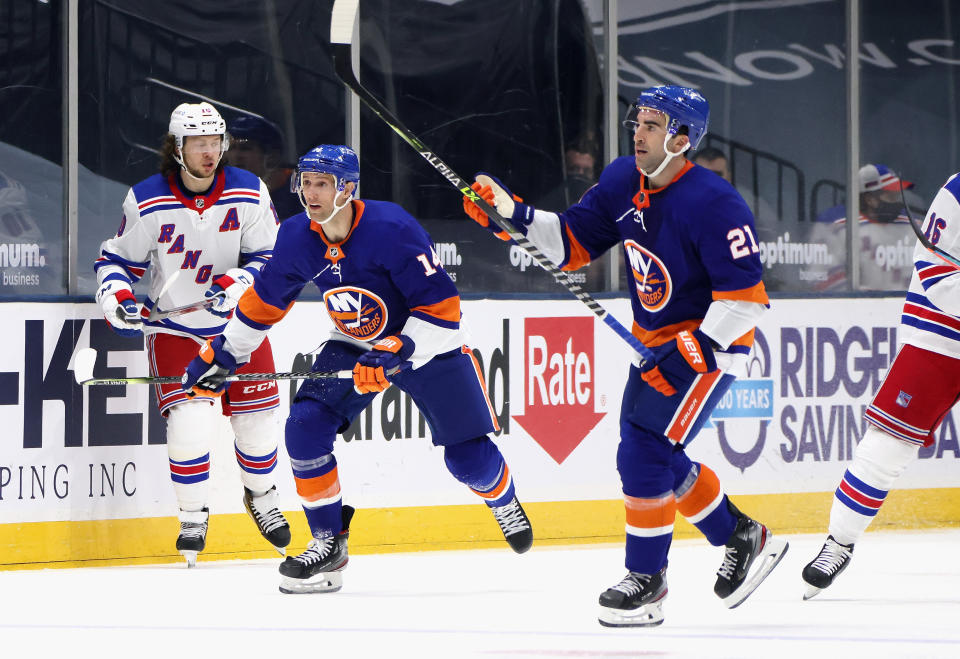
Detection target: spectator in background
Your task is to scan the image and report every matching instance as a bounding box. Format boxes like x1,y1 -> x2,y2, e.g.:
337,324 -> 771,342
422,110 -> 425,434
692,146 -> 730,182
810,164 -> 917,291
226,115 -> 301,221
539,135 -> 600,212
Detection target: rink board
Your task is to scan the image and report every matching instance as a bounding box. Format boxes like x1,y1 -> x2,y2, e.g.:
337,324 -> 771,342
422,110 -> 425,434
2,297 -> 960,568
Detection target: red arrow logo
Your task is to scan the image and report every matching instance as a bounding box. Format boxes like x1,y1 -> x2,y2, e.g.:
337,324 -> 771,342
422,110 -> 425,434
513,317 -> 605,464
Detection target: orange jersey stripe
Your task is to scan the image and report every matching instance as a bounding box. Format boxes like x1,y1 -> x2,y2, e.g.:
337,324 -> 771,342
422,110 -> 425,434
624,493 -> 677,529
561,225 -> 592,271
632,319 -> 701,348
675,464 -> 722,518
295,468 -> 341,502
238,286 -> 294,326
713,280 -> 769,305
411,295 -> 461,323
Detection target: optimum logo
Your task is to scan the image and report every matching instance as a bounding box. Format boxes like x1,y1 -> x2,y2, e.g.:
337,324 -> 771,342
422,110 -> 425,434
0,243 -> 45,268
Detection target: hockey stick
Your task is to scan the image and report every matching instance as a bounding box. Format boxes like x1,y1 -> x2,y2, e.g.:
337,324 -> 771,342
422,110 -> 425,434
148,297 -> 219,322
328,0 -> 653,365
900,177 -> 960,268
72,347 -> 352,386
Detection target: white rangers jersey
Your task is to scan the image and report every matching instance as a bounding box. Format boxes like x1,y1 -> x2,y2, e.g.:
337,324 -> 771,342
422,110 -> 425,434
900,172 -> 960,359
95,166 -> 278,339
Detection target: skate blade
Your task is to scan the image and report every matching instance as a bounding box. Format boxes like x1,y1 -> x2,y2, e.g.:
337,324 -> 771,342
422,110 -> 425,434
179,550 -> 198,568
722,537 -> 789,609
598,599 -> 665,628
802,583 -> 823,600
279,572 -> 343,594
273,545 -> 286,557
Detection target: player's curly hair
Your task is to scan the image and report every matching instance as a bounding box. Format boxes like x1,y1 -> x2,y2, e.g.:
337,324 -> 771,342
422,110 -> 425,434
158,133 -> 229,179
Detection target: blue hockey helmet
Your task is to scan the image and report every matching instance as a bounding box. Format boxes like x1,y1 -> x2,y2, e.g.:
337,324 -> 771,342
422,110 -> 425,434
625,86 -> 710,151
227,115 -> 283,151
292,144 -> 360,195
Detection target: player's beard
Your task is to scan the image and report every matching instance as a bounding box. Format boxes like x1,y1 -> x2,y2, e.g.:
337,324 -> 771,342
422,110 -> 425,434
185,160 -> 217,181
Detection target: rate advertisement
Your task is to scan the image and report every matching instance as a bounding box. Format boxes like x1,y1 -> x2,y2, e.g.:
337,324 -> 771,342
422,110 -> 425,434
1,296 -> 958,525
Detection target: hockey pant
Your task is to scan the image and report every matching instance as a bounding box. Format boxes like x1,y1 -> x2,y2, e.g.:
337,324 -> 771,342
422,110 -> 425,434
166,401 -> 279,511
285,340 -> 512,538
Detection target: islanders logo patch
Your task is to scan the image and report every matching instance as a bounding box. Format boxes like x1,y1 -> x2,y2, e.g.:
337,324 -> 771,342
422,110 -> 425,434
323,286 -> 388,341
623,240 -> 672,312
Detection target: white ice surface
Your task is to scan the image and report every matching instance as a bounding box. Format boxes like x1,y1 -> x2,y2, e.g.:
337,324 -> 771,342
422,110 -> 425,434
2,530 -> 959,658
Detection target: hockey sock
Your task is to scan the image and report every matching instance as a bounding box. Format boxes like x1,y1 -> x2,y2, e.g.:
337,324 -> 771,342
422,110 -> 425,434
444,437 -> 516,507
674,463 -> 734,546
829,426 -> 918,546
231,410 -> 279,494
166,401 -> 215,511
624,492 -> 676,574
290,454 -> 343,536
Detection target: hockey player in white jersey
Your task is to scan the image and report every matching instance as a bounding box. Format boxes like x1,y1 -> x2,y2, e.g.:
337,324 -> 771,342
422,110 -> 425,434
802,172 -> 960,598
94,102 -> 290,566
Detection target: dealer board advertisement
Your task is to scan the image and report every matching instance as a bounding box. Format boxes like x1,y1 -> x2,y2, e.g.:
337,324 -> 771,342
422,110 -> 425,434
1,296 -> 958,526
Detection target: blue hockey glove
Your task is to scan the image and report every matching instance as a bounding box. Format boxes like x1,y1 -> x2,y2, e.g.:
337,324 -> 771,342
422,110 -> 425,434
353,335 -> 416,394
205,267 -> 255,318
181,336 -> 240,397
641,329 -> 718,397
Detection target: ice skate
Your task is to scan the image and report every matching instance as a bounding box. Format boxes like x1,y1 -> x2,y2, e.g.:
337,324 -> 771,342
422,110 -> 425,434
714,502 -> 788,608
598,567 -> 668,627
176,508 -> 209,568
802,535 -> 854,600
490,496 -> 533,554
279,505 -> 354,594
243,486 -> 291,555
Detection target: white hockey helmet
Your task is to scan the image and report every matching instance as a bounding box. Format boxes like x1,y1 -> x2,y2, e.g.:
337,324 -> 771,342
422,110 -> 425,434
168,102 -> 229,153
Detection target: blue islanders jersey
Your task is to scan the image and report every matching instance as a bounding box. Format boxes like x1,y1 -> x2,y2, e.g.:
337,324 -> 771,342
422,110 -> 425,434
551,157 -> 768,352
223,199 -> 463,368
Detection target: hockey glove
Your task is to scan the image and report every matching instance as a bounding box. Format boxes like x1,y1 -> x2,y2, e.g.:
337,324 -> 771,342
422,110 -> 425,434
96,281 -> 143,338
181,335 -> 239,397
462,173 -> 534,239
353,335 -> 416,394
205,267 -> 255,318
640,329 -> 718,397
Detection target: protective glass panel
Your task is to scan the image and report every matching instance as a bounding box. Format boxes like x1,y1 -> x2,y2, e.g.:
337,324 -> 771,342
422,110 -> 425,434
0,0 -> 65,296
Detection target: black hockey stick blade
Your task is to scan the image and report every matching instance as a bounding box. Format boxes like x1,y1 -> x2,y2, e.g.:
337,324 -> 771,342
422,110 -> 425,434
900,177 -> 960,269
328,0 -> 654,364
72,347 -> 351,386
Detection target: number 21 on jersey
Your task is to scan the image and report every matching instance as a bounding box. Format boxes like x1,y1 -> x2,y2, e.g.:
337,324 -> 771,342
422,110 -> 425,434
727,225 -> 760,259
416,247 -> 444,275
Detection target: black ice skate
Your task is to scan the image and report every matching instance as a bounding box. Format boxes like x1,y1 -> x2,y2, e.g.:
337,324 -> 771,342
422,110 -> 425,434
279,505 -> 354,594
714,501 -> 788,608
176,507 -> 209,568
802,535 -> 854,600
598,567 -> 668,627
243,486 -> 291,555
490,496 -> 533,554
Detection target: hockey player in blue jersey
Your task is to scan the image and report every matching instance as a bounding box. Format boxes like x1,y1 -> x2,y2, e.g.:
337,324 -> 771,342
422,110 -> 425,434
181,145 -> 533,594
464,86 -> 787,626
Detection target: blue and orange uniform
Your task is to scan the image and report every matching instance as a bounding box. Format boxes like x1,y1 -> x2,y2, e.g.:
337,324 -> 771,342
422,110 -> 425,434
219,199 -> 519,538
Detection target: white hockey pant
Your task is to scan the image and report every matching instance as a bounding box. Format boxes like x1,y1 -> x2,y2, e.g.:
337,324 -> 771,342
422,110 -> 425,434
829,425 -> 919,545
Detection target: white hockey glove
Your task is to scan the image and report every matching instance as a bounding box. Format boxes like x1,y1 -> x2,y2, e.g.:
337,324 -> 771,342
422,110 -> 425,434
205,267 -> 255,318
95,280 -> 143,337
